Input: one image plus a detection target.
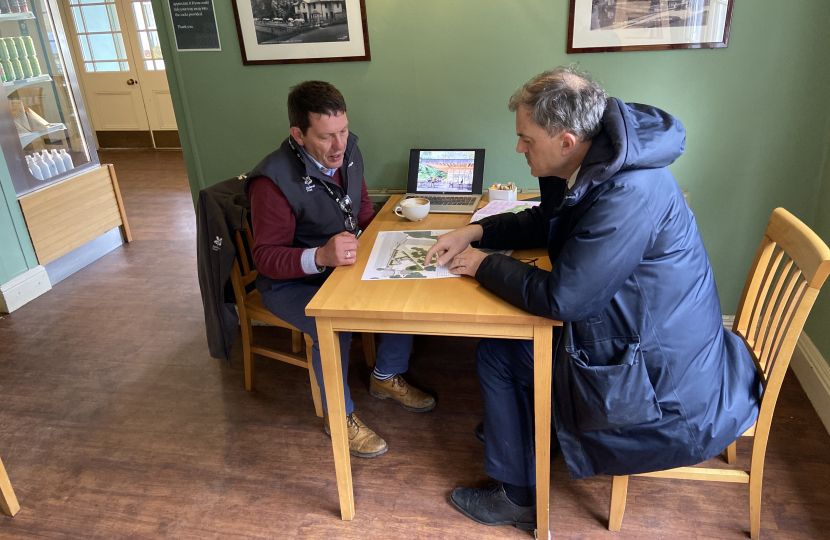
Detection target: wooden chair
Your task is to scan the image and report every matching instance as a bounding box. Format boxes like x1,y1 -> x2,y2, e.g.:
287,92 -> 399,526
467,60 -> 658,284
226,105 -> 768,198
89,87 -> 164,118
0,455 -> 20,516
229,220 -> 377,418
608,208 -> 830,539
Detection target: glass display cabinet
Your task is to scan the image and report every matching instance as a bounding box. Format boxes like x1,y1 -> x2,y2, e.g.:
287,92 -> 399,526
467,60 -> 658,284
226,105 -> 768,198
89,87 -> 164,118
0,0 -> 98,197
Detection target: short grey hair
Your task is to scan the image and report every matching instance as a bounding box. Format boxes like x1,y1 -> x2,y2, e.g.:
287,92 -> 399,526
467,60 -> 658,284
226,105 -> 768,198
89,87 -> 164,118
509,67 -> 607,140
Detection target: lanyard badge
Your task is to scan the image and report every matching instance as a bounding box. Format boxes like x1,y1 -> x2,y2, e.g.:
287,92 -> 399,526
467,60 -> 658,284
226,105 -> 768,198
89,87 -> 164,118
289,137 -> 361,237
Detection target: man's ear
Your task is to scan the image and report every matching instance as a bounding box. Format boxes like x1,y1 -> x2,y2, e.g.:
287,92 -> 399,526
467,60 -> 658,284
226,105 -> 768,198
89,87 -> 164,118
560,132 -> 578,155
289,126 -> 305,146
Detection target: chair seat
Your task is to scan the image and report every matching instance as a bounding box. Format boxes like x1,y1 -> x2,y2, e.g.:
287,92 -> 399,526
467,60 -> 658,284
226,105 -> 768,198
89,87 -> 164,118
244,291 -> 299,331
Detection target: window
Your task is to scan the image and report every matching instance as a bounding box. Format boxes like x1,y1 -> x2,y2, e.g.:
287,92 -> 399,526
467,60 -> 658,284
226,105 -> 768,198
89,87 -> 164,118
69,0 -> 129,72
131,1 -> 164,70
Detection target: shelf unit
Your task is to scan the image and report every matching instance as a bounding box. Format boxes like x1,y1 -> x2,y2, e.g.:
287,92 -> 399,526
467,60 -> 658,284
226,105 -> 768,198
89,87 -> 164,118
4,74 -> 51,96
19,122 -> 65,147
1,0 -> 99,197
0,12 -> 35,22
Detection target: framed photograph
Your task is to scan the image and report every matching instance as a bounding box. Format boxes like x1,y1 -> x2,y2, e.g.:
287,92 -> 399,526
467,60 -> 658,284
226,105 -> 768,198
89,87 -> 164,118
231,0 -> 370,65
568,0 -> 734,53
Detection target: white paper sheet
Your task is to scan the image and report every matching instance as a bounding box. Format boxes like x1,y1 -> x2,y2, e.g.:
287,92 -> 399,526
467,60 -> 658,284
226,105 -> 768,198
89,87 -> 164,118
470,200 -> 541,223
362,230 -> 459,280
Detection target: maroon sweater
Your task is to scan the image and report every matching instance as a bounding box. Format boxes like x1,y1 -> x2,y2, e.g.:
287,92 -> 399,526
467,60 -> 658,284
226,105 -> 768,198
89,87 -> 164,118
249,169 -> 375,280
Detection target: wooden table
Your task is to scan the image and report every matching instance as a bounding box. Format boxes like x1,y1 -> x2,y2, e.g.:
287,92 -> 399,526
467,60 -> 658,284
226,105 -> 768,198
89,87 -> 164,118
305,195 -> 561,539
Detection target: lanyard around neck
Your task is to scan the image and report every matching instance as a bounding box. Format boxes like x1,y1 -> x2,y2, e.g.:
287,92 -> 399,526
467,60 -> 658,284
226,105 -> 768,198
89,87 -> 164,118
288,136 -> 350,213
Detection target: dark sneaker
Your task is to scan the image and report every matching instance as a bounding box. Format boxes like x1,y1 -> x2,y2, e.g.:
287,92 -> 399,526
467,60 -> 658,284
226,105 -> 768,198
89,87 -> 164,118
450,483 -> 536,530
475,423 -> 484,445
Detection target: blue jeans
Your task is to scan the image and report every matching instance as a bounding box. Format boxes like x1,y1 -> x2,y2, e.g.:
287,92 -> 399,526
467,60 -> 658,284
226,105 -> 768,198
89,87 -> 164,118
477,336 -> 561,487
260,281 -> 413,415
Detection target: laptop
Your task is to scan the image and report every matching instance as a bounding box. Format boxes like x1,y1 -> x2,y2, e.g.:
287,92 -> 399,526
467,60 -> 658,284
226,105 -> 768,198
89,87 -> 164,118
402,149 -> 485,214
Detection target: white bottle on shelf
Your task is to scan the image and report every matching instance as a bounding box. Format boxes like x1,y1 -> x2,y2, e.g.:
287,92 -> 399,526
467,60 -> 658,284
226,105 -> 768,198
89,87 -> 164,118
26,156 -> 43,180
33,155 -> 51,179
50,149 -> 66,173
59,149 -> 74,171
40,151 -> 58,177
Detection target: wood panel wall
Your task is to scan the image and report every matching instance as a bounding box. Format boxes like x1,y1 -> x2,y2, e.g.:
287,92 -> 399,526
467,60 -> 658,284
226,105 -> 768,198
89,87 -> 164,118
18,164 -> 132,265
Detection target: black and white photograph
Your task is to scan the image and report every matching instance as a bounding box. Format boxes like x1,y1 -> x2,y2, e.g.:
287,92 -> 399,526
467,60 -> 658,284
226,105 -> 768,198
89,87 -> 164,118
591,0 -> 710,31
569,0 -> 733,53
231,0 -> 370,65
249,0 -> 350,45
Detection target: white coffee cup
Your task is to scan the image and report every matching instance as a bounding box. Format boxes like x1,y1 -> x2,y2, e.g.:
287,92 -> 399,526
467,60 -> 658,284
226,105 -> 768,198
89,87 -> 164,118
395,198 -> 430,221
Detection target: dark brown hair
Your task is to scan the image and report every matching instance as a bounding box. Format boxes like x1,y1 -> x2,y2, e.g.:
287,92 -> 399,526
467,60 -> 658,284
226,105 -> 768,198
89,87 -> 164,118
288,81 -> 347,134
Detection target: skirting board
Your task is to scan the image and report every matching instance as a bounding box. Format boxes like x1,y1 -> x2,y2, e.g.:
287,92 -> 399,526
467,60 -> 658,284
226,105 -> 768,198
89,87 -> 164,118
0,265 -> 52,313
724,314 -> 830,436
790,334 -> 830,436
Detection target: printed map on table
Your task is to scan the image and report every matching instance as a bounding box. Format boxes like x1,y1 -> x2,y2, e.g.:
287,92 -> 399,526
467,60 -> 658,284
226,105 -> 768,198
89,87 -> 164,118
363,230 -> 458,280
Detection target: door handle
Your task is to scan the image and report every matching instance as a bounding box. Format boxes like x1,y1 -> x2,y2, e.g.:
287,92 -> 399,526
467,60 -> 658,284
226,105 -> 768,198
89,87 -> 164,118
126,78 -> 138,85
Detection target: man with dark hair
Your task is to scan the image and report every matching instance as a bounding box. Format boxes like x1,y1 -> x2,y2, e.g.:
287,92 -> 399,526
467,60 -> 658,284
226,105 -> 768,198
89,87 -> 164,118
245,81 -> 435,458
426,67 -> 760,530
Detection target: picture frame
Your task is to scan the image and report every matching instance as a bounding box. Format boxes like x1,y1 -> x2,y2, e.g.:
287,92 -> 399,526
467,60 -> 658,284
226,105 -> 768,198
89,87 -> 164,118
231,0 -> 370,65
568,0 -> 735,54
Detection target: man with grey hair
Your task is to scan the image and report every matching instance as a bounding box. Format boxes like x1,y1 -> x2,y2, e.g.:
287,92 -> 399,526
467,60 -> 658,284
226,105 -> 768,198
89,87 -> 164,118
426,68 -> 759,531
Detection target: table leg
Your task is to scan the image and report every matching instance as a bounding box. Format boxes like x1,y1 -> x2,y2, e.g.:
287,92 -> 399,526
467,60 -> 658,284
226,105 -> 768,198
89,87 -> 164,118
316,317 -> 355,520
533,325 -> 554,540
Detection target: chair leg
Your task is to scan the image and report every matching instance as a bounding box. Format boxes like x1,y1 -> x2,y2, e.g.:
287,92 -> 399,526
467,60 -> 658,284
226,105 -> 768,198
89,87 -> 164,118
306,334 -> 323,418
725,441 -> 737,465
292,330 -> 302,354
241,319 -> 254,391
0,456 -> 20,517
362,333 -> 376,368
749,464 -> 763,540
608,476 -> 629,532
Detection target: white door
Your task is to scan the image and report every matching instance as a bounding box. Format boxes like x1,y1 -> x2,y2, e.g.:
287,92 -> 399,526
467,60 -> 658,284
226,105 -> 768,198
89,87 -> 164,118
61,0 -> 176,144
122,1 -> 177,132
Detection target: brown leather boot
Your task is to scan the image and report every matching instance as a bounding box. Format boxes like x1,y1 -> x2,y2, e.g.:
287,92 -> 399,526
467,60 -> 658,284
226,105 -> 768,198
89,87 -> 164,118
324,412 -> 388,458
369,374 -> 436,412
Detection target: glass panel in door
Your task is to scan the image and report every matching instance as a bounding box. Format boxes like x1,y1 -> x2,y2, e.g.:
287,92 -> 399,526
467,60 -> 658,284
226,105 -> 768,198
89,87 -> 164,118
68,0 -> 130,72
131,0 -> 162,70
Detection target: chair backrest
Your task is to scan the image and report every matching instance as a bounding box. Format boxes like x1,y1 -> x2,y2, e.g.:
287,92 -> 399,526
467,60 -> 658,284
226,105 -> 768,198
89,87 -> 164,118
732,208 -> 830,429
229,219 -> 258,308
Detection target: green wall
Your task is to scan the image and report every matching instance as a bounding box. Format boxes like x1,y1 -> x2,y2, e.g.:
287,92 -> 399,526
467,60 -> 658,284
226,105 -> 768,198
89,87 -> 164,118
0,145 -> 38,286
152,0 -> 830,316
805,141 -> 830,364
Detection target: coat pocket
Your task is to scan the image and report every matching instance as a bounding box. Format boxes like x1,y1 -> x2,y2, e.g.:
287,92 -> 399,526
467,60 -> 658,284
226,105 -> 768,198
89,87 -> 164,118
570,341 -> 662,431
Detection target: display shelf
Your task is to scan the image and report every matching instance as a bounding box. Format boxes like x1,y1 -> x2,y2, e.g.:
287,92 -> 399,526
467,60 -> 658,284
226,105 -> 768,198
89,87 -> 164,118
4,74 -> 51,96
19,122 -> 66,147
0,12 -> 36,22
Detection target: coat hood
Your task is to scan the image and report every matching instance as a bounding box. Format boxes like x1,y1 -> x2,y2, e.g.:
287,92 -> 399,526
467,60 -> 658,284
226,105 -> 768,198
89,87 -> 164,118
565,97 -> 686,206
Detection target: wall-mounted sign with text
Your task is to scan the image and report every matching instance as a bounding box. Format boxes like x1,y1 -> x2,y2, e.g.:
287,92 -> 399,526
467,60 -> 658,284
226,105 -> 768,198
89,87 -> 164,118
167,0 -> 221,51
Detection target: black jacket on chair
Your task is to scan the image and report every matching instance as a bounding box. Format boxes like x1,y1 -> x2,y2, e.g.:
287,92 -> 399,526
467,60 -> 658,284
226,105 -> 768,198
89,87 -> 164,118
196,175 -> 249,362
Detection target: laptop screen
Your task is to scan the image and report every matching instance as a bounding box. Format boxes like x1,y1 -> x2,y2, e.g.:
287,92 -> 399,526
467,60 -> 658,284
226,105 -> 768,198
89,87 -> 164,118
407,149 -> 485,195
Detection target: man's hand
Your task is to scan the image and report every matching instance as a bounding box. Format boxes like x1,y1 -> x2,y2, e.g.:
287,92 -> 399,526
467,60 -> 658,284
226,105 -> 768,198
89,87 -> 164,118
425,224 -> 484,267
316,231 -> 360,267
449,248 -> 488,277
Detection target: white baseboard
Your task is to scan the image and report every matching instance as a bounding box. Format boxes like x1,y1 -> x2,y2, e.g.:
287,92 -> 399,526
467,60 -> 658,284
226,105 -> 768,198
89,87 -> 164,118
0,266 -> 52,313
724,314 -> 830,435
790,333 -> 830,436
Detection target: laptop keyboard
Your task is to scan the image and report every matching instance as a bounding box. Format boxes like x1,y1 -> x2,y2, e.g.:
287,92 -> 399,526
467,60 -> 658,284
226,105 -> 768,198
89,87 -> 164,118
407,195 -> 478,206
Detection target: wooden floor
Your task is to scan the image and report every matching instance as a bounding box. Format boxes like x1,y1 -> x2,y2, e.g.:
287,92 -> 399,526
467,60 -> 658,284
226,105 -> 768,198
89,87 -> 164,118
1,150 -> 830,539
